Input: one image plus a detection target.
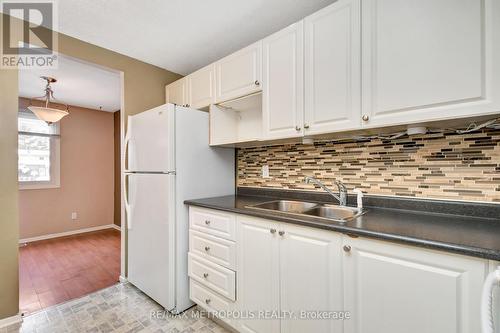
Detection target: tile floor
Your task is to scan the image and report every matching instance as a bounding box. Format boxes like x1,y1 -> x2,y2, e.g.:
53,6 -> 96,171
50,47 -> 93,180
2,283 -> 229,333
19,229 -> 121,314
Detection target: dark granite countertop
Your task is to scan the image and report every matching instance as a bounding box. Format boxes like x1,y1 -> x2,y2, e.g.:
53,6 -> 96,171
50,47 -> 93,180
185,191 -> 500,261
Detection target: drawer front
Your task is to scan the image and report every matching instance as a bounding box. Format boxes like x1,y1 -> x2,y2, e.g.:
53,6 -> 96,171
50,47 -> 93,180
189,230 -> 236,270
189,207 -> 236,241
188,253 -> 236,301
190,279 -> 232,313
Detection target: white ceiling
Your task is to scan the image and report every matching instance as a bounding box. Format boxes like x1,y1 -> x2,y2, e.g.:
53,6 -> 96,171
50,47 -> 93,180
52,0 -> 336,75
19,54 -> 121,112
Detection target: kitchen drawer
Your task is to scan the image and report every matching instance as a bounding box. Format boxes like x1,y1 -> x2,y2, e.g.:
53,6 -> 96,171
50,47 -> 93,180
189,230 -> 236,270
189,207 -> 236,241
190,279 -> 233,313
188,253 -> 236,301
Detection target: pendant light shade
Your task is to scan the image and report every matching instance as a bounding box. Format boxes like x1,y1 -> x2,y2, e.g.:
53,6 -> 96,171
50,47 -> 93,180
28,76 -> 69,125
27,106 -> 69,124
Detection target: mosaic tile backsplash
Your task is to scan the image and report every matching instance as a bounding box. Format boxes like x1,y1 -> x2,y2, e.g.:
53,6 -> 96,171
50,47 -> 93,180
237,129 -> 500,202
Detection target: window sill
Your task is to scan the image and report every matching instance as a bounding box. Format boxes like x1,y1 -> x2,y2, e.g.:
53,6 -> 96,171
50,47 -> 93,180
19,183 -> 61,190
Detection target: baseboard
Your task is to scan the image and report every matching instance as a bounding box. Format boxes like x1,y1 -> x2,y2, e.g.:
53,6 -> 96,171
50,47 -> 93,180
19,224 -> 119,244
119,275 -> 128,284
0,313 -> 22,329
111,224 -> 121,231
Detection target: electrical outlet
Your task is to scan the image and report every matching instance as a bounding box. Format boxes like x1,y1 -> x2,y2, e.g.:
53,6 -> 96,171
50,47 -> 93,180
71,212 -> 77,220
261,165 -> 270,178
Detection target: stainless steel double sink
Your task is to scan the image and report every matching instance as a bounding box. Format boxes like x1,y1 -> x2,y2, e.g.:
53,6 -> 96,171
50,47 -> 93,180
246,200 -> 365,223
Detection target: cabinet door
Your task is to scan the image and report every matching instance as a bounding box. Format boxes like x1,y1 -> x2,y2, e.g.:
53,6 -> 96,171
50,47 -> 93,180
216,41 -> 262,103
343,237 -> 487,333
188,64 -> 216,109
262,21 -> 304,140
304,0 -> 361,135
165,78 -> 187,106
237,215 -> 280,333
280,224 -> 343,333
361,0 -> 500,127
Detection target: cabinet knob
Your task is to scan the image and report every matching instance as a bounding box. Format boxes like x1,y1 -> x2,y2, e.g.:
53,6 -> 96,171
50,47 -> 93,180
204,246 -> 210,252
278,231 -> 285,236
255,80 -> 260,86
343,245 -> 351,253
304,124 -> 310,129
270,228 -> 276,234
205,298 -> 211,304
295,126 -> 301,131
203,273 -> 209,278
205,220 -> 210,225
362,114 -> 369,121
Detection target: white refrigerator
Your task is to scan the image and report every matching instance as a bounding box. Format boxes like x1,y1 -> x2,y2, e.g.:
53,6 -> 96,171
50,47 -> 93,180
124,103 -> 234,313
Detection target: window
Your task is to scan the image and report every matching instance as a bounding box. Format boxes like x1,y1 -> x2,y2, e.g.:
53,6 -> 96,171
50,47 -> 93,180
18,110 -> 60,189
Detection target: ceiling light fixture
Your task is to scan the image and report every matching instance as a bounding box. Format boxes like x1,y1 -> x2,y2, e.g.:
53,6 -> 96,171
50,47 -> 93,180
28,76 -> 69,125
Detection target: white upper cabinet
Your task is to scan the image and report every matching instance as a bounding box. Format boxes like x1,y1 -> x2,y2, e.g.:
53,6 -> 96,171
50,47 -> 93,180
165,78 -> 187,106
216,41 -> 262,103
361,0 -> 500,127
187,64 -> 216,110
304,0 -> 361,135
343,237 -> 486,333
262,22 -> 304,140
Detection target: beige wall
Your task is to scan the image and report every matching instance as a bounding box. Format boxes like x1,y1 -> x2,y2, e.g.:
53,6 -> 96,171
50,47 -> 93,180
0,13 -> 181,320
0,60 -> 20,321
18,98 -> 115,239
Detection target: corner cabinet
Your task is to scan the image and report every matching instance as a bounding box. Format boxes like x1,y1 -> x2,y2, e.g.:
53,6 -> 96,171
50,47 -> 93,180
303,0 -> 361,135
216,41 -> 262,103
361,0 -> 500,127
343,237 -> 486,333
262,21 -> 304,140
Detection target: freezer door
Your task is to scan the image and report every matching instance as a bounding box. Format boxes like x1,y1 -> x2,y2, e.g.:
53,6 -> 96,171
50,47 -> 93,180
125,104 -> 175,172
127,173 -> 175,310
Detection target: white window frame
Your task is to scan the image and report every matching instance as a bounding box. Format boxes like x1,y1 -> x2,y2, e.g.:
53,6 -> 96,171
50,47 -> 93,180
18,112 -> 61,190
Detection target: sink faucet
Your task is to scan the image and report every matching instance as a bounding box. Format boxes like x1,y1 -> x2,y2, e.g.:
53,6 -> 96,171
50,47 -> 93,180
304,176 -> 347,206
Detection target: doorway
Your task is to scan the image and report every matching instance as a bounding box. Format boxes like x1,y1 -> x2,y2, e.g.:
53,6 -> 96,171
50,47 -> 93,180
17,53 -> 124,314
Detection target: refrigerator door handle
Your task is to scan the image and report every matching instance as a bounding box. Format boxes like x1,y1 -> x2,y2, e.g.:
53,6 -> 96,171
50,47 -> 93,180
124,129 -> 131,172
124,173 -> 132,229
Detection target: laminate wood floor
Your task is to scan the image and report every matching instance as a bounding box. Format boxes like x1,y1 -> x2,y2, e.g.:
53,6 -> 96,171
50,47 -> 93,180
19,229 -> 121,315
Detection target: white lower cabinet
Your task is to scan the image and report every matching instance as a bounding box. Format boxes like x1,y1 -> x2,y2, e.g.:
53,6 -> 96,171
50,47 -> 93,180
279,223 -> 343,333
237,215 -> 343,333
343,236 -> 487,333
237,216 -> 281,333
188,207 -> 488,333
